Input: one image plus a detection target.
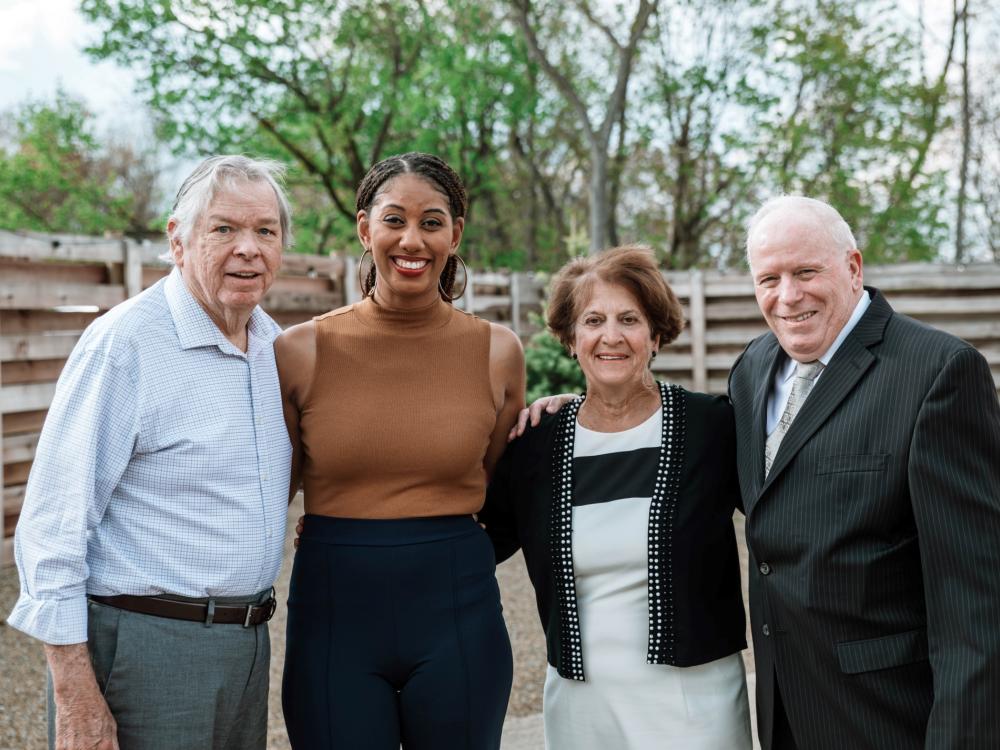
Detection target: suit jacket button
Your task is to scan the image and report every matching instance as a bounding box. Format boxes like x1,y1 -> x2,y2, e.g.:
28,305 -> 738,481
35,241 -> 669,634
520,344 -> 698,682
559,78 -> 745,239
762,624 -> 771,637
759,562 -> 771,575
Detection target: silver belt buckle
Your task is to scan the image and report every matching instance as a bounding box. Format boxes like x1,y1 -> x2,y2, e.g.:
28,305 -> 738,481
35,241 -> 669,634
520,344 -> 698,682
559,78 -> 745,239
243,603 -> 255,628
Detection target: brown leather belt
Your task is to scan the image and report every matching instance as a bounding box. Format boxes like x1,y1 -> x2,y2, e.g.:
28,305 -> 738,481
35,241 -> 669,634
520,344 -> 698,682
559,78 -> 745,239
89,592 -> 277,627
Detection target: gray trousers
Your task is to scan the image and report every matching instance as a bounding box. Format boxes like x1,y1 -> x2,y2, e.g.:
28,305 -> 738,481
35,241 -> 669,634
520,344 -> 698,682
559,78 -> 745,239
49,596 -> 270,750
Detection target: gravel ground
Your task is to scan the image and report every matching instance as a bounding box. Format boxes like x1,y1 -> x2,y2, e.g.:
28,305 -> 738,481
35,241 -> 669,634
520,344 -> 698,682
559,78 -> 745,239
0,501 -> 752,750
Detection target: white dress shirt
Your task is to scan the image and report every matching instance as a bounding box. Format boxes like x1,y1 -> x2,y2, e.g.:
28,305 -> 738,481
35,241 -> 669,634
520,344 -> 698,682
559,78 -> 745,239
8,268 -> 292,644
766,291 -> 872,435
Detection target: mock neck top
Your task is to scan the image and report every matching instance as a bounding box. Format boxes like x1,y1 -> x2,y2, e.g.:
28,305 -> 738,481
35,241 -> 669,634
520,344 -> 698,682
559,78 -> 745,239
353,295 -> 454,333
299,297 -> 496,519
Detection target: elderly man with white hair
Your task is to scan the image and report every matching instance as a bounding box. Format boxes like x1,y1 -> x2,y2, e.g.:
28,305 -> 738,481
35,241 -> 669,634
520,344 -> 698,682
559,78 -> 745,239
8,155 -> 294,750
729,195 -> 1000,750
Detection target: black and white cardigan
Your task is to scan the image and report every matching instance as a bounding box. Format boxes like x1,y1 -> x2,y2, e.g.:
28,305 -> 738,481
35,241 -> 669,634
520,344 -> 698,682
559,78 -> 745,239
480,383 -> 747,680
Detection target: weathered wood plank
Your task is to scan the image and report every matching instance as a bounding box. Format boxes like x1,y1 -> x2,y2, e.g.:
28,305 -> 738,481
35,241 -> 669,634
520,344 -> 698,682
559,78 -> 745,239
706,300 -> 766,322
141,267 -> 171,288
655,353 -> 744,370
469,295 -> 512,313
471,272 -> 511,287
869,274 -> 1000,292
4,460 -> 30,486
0,310 -> 99,335
886,295 -> 1000,316
260,291 -> 342,314
2,410 -> 47,436
1,281 -> 125,311
271,311 -> 321,329
0,230 -> 125,263
0,359 -> 66,385
269,275 -> 339,295
2,488 -> 18,511
2,258 -> 112,285
280,253 -> 346,278
0,383 -> 57,415
2,432 -> 38,465
0,333 -> 79,362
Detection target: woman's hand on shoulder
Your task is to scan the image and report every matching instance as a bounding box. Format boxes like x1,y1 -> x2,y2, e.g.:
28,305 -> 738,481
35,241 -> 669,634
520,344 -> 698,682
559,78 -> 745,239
508,393 -> 578,441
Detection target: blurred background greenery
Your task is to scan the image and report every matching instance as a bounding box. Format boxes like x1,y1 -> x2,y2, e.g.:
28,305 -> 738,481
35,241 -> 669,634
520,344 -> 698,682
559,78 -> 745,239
1,0 -> 996,273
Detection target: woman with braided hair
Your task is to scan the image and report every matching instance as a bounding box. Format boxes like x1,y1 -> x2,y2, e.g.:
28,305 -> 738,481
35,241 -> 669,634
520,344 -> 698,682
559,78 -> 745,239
275,152 -> 525,748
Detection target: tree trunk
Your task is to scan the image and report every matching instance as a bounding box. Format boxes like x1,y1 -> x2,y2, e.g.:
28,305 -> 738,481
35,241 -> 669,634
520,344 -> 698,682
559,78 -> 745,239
956,1 -> 971,262
589,148 -> 610,252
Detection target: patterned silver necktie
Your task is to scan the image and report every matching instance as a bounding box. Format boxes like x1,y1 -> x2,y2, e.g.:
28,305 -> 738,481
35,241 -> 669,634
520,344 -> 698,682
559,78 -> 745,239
764,360 -> 824,477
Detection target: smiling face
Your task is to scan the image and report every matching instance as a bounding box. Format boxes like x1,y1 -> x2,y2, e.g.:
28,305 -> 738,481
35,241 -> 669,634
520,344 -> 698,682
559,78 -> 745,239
748,211 -> 863,363
572,279 -> 660,394
169,179 -> 282,332
357,173 -> 464,309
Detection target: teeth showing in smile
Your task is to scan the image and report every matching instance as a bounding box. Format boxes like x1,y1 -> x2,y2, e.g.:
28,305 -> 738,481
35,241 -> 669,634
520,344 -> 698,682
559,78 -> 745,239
230,272 -> 258,278
785,312 -> 815,322
597,354 -> 627,360
394,258 -> 429,270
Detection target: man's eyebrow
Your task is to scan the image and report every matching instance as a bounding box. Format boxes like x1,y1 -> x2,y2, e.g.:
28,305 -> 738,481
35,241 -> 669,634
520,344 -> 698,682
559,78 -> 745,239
206,213 -> 280,224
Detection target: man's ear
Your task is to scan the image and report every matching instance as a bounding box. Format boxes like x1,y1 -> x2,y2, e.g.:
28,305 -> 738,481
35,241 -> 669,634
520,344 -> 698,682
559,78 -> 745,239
166,219 -> 184,267
848,247 -> 864,291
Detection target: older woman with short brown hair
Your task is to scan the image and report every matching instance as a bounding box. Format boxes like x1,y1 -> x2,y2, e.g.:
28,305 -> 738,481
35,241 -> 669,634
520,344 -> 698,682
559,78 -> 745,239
480,245 -> 751,749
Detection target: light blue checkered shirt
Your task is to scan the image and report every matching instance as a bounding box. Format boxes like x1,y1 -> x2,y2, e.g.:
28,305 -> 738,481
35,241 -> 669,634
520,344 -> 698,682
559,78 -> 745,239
8,268 -> 292,644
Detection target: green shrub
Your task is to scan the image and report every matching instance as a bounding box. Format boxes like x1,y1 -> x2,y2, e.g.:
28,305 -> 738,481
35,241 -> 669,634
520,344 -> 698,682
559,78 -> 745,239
523,318 -> 586,404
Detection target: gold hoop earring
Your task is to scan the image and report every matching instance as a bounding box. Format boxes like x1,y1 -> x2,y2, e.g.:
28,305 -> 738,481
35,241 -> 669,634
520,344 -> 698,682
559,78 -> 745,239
439,253 -> 469,302
358,248 -> 376,298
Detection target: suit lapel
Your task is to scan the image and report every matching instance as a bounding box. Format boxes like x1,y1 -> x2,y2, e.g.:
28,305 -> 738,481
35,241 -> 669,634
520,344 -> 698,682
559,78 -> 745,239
759,289 -> 893,495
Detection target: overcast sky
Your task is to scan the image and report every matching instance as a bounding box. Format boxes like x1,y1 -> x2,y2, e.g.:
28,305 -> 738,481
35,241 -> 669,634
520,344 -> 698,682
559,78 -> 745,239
0,0 -> 144,136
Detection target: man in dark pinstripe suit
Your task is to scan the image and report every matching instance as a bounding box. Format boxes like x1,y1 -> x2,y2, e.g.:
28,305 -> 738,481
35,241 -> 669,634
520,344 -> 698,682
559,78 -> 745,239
729,196 -> 1000,750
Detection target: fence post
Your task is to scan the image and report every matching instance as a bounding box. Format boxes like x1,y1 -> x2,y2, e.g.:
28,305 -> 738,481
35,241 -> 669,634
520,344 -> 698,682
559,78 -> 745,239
0,359 -> 5,565
124,240 -> 143,299
344,254 -> 360,305
463,267 -> 475,314
689,269 -> 707,392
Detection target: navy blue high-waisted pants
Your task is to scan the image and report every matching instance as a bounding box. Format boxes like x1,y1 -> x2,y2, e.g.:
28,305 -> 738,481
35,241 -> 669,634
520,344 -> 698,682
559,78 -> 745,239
282,515 -> 513,749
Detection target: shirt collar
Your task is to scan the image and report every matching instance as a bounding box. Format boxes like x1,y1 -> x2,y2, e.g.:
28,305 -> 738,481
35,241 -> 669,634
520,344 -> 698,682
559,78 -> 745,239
778,290 -> 872,382
165,266 -> 274,355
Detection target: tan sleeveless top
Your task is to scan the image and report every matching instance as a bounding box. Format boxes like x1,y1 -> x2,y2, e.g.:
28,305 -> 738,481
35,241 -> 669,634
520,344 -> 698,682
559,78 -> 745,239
299,296 -> 496,518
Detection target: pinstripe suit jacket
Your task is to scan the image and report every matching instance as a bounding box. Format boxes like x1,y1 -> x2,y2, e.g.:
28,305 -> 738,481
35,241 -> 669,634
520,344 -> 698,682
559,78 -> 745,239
728,288 -> 1000,750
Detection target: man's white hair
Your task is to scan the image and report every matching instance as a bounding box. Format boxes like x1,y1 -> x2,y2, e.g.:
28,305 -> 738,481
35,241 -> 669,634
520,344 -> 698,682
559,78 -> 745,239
167,155 -> 293,258
745,195 -> 858,267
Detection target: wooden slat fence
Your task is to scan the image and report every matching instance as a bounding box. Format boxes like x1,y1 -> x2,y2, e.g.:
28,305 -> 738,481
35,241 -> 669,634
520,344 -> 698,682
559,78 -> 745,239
1,231 -> 345,566
3,229 -> 1000,565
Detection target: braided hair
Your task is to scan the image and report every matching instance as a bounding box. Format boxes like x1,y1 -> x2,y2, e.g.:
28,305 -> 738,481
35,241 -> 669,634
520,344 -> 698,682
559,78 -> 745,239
356,152 -> 468,301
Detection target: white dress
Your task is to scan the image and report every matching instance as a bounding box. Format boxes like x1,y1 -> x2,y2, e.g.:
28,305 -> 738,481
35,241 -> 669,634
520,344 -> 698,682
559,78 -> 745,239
543,410 -> 752,750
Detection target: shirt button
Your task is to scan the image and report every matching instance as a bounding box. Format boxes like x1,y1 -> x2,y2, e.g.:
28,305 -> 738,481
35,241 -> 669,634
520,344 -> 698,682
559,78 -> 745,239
261,474 -> 269,481
759,562 -> 771,575
762,624 -> 771,637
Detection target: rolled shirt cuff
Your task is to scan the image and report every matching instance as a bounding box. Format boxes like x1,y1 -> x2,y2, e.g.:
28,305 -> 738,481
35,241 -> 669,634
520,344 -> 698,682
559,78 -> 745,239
5,591 -> 88,645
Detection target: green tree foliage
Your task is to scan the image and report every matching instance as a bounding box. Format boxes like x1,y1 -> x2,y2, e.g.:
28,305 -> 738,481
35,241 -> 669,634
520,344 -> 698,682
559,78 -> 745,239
80,0 -> 561,263
0,91 -> 145,235
80,0 -> 966,266
749,0 -> 957,262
